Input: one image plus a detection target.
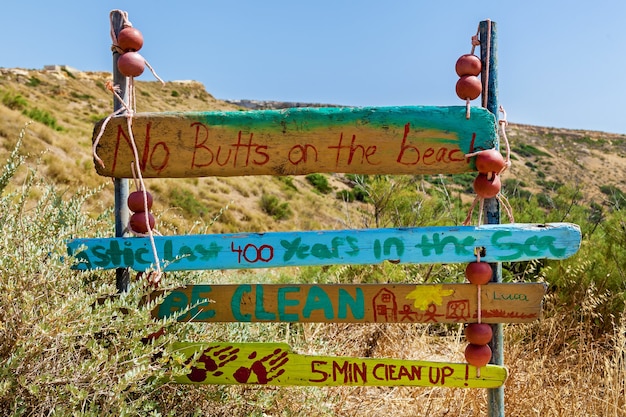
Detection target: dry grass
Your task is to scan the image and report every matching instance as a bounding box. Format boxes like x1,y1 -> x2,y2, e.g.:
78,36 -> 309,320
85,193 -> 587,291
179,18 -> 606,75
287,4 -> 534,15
3,67 -> 626,416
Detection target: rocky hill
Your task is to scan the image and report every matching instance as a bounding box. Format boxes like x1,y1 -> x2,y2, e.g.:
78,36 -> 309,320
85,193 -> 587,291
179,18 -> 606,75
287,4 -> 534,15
1,66 -> 625,234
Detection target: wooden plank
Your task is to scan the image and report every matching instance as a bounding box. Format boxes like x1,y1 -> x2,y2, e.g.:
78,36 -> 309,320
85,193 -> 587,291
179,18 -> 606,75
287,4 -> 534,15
150,282 -> 546,324
92,106 -> 497,178
67,222 -> 581,271
171,342 -> 507,388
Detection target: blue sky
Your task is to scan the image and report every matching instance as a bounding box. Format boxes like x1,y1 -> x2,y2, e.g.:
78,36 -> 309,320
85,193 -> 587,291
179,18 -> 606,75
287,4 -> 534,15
3,1 -> 626,133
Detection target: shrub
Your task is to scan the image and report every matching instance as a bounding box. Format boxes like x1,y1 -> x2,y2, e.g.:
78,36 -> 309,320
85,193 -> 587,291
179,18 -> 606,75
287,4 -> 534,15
305,173 -> 332,194
513,143 -> 550,158
170,187 -> 207,218
260,193 -> 291,220
1,91 -> 28,111
336,189 -> 355,202
0,131 -> 190,415
26,76 -> 42,87
23,107 -> 63,131
600,185 -> 626,210
278,176 -> 298,191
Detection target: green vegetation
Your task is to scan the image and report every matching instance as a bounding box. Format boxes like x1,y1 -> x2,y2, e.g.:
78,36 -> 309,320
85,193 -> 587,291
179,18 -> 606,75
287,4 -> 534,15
1,91 -> 28,111
169,187 -> 207,218
1,68 -> 626,414
26,76 -> 42,87
600,184 -> 626,210
1,128 -> 626,414
22,107 -> 63,131
1,90 -> 62,130
513,142 -> 550,157
260,193 -> 291,220
305,173 -> 332,194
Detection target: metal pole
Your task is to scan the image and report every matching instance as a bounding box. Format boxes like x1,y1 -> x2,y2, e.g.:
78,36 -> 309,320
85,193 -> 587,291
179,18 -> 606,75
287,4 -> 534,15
479,19 -> 504,417
111,10 -> 131,293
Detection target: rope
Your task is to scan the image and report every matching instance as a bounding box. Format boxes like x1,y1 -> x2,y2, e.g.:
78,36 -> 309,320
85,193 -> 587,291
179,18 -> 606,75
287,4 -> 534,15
94,12 -> 165,287
109,10 -> 132,53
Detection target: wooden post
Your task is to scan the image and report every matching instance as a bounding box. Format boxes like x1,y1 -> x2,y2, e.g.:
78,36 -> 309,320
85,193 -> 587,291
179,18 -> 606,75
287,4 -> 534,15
111,10 -> 131,293
480,20 -> 504,417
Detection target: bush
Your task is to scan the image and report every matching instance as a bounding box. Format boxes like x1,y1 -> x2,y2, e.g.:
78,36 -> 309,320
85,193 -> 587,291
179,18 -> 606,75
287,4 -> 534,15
0,132 -> 190,415
23,107 -> 63,131
305,173 -> 332,194
1,91 -> 28,111
26,76 -> 42,87
336,189 -> 355,202
260,193 -> 291,220
170,187 -> 207,218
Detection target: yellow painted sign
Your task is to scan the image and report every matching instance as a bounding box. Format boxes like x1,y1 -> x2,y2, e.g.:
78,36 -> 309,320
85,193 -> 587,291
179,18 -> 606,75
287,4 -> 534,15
172,342 -> 507,388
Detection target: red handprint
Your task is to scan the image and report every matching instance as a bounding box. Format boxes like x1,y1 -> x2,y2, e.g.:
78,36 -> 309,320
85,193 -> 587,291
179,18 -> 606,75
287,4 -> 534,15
186,345 -> 240,382
233,348 -> 289,384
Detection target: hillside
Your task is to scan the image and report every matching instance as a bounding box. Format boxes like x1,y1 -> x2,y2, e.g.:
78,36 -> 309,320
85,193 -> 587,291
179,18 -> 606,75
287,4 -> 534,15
1,66 -> 625,233
3,66 -> 626,416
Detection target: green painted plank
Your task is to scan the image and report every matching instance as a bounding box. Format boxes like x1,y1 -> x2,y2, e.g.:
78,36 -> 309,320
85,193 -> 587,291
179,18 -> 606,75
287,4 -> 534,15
150,282 -> 546,324
171,342 -> 507,388
92,106 -> 497,178
67,223 -> 581,271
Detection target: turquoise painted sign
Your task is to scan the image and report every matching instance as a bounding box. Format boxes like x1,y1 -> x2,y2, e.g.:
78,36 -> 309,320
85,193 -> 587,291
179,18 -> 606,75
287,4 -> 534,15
92,106 -> 498,178
67,223 -> 581,271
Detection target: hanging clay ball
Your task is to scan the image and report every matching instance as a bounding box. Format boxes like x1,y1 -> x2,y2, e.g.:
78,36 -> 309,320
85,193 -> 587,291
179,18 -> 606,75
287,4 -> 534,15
476,149 -> 506,175
117,51 -> 145,77
465,323 -> 493,345
455,54 -> 482,76
465,343 -> 492,368
127,190 -> 153,213
130,211 -> 156,234
456,75 -> 482,100
465,261 -> 493,285
117,26 -> 144,52
473,173 -> 501,199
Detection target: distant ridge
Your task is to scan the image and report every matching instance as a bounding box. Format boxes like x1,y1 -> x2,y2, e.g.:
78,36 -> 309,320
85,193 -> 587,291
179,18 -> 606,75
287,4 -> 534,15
223,99 -> 341,110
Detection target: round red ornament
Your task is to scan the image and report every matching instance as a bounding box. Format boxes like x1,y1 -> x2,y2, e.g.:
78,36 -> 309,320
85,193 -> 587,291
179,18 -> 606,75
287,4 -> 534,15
456,75 -> 482,100
465,343 -> 492,368
127,190 -> 153,213
465,262 -> 492,285
129,211 -> 156,234
476,149 -> 506,175
455,54 -> 482,77
117,51 -> 145,77
473,173 -> 501,199
117,27 -> 144,52
465,323 -> 493,345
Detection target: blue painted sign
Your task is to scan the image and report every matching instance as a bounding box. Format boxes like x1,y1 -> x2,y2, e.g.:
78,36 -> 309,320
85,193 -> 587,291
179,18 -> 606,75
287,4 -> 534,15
67,223 -> 581,271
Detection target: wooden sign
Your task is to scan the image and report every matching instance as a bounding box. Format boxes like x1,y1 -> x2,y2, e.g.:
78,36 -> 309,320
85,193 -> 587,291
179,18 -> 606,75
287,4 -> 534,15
151,282 -> 546,324
172,342 -> 507,388
67,222 -> 581,271
92,106 -> 497,178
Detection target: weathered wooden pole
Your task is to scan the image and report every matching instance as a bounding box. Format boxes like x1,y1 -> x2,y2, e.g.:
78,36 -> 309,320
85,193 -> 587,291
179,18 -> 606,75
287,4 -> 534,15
480,19 -> 504,417
111,10 -> 131,293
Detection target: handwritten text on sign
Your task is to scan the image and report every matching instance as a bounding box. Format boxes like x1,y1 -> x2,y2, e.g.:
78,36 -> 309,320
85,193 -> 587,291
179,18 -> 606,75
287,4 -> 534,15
92,106 -> 498,178
152,283 -> 546,324
67,223 -> 582,271
173,342 -> 507,388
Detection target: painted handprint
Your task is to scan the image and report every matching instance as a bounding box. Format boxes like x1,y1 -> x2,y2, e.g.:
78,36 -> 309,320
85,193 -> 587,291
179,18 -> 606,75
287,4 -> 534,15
233,348 -> 289,384
187,345 -> 240,382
